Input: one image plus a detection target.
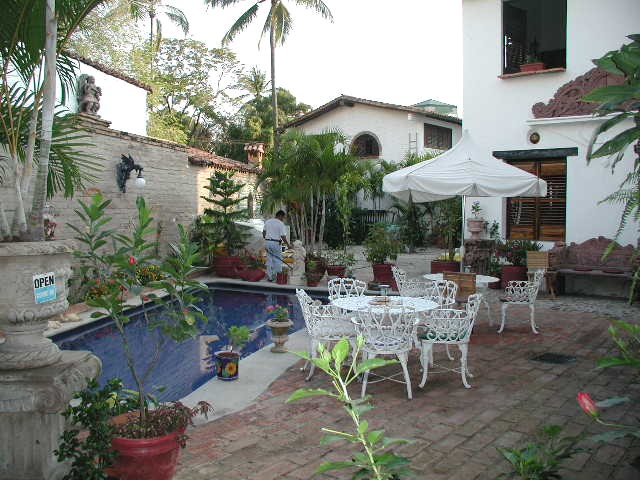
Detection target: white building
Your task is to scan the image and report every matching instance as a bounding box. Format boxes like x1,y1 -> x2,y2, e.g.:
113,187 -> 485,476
462,0 -> 639,247
285,95 -> 462,210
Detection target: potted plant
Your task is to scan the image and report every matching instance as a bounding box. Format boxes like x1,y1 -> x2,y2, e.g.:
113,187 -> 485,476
305,259 -> 324,287
325,249 -> 356,277
497,240 -> 542,288
69,193 -> 212,479
520,53 -> 545,72
200,171 -> 251,278
363,222 -> 403,290
265,304 -> 293,353
430,197 -> 462,273
276,270 -> 289,284
467,201 -> 485,240
237,250 -> 266,282
214,325 -> 250,381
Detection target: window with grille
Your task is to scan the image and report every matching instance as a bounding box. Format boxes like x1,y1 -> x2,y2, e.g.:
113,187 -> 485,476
351,134 -> 380,157
424,124 -> 452,150
507,159 -> 566,241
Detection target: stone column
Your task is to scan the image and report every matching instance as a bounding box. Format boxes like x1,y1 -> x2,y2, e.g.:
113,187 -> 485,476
0,351 -> 101,480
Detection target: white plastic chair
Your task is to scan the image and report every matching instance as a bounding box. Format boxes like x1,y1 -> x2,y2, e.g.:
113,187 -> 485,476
296,289 -> 356,380
418,293 -> 482,389
327,277 -> 367,301
354,306 -> 417,399
498,269 -> 544,334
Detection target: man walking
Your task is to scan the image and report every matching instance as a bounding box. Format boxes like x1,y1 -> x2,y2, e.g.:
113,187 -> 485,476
263,210 -> 292,281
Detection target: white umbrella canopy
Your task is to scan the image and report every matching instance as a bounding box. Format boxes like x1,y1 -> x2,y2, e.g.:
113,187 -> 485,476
383,131 -> 547,202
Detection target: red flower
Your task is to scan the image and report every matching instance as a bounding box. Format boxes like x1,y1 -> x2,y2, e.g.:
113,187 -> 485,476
128,256 -> 136,265
577,392 -> 599,417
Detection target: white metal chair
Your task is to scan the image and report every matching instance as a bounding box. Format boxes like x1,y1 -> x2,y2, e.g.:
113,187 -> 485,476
296,289 -> 356,380
418,293 -> 482,389
391,265 -> 408,290
397,278 -> 436,299
417,279 -> 459,361
498,270 -> 545,334
354,306 -> 417,399
327,277 -> 367,301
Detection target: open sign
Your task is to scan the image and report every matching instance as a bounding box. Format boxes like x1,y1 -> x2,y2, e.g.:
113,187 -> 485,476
33,272 -> 56,304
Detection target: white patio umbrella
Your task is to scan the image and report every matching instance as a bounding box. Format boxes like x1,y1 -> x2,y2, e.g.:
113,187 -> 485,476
382,131 -> 547,267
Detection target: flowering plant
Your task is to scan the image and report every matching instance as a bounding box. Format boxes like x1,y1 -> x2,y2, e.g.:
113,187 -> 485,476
495,240 -> 542,267
240,249 -> 266,269
265,304 -> 289,322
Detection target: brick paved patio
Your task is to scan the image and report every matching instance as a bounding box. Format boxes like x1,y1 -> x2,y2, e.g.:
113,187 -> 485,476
175,305 -> 639,480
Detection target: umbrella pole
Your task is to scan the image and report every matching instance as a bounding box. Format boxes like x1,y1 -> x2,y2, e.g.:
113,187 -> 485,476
460,196 -> 465,272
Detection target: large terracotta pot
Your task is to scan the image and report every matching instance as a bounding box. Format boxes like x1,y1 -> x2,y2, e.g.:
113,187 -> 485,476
501,265 -> 527,289
326,265 -> 346,277
372,263 -> 398,291
214,350 -> 240,380
237,268 -> 265,282
0,240 -> 74,369
213,255 -> 241,278
430,260 -> 460,274
109,426 -> 185,480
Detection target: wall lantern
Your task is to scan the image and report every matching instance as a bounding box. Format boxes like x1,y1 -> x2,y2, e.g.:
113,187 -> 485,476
117,154 -> 146,192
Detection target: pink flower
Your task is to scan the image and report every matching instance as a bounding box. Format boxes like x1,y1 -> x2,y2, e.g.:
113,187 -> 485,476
577,392 -> 599,417
128,256 -> 136,265
266,305 -> 275,312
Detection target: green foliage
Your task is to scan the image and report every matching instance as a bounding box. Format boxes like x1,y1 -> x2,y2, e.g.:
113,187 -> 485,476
55,378 -> 137,479
228,325 -> 250,351
497,425 -> 582,480
496,239 -> 542,267
200,170 -> 251,255
392,200 -> 429,253
287,338 -> 413,479
363,223 -> 403,265
597,319 -> 640,371
430,197 -> 462,261
69,193 -> 209,431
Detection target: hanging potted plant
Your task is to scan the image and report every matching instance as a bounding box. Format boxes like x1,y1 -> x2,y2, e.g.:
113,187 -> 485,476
67,194 -> 212,480
214,325 -> 250,381
430,197 -> 462,273
497,240 -> 542,288
363,222 -> 403,290
467,201 -> 485,240
265,304 -> 293,353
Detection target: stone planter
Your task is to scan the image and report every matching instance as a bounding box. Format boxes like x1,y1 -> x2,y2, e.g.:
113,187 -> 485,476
266,319 -> 293,353
466,218 -> 485,240
0,240 -> 74,370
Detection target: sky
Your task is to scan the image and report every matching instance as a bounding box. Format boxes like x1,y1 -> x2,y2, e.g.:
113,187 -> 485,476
163,0 -> 463,114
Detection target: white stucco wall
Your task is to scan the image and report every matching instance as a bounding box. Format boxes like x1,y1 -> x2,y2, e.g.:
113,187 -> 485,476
462,0 -> 639,247
69,62 -> 148,136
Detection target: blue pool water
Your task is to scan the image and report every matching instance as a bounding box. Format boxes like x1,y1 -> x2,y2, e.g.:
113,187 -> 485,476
52,286 -> 322,402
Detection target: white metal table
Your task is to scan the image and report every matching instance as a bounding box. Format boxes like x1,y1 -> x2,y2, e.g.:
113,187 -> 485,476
331,296 -> 439,313
422,273 -> 499,323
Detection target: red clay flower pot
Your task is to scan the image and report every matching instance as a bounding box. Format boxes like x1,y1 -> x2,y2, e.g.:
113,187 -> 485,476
326,265 -> 347,277
500,265 -> 527,289
108,426 -> 185,480
430,260 -> 460,274
520,61 -> 545,72
237,268 -> 265,282
276,272 -> 288,284
372,263 -> 398,291
213,255 -> 241,278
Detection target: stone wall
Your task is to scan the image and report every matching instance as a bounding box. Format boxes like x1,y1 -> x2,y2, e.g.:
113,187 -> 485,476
0,116 -> 259,257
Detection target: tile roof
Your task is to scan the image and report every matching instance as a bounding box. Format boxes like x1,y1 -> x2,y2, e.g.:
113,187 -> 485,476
284,94 -> 462,129
187,147 -> 259,174
65,51 -> 153,92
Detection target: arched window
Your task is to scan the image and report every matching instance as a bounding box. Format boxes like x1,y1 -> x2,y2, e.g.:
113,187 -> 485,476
351,133 -> 380,157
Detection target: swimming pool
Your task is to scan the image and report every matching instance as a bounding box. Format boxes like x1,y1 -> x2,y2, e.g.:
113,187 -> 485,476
52,285 -> 322,401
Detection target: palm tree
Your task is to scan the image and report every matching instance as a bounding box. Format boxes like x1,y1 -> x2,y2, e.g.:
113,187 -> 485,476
128,0 -> 189,62
205,0 -> 333,148
239,66 -> 270,101
0,0 -> 107,240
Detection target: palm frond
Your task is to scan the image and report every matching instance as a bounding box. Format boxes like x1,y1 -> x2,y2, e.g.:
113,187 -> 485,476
294,0 -> 333,21
223,3 -> 260,45
162,5 -> 189,35
272,2 -> 292,45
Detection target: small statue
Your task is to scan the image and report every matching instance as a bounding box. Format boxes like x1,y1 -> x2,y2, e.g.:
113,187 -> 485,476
291,240 -> 307,285
77,74 -> 102,115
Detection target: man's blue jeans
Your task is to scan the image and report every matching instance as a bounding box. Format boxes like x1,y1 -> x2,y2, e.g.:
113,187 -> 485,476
266,241 -> 282,280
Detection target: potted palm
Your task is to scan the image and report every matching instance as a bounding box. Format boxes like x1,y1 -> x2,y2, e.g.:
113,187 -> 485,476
430,197 -> 462,273
214,325 -> 250,380
467,201 -> 485,240
363,222 -> 403,290
69,193 -> 212,479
